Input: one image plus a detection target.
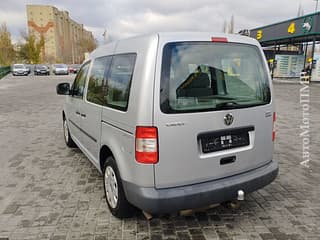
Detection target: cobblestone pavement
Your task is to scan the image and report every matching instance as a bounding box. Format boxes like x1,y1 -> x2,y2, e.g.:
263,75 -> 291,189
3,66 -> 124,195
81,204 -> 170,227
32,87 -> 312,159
0,75 -> 319,240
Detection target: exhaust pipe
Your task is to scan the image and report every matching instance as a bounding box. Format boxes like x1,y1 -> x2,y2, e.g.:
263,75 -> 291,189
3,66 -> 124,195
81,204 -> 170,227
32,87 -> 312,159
237,190 -> 245,201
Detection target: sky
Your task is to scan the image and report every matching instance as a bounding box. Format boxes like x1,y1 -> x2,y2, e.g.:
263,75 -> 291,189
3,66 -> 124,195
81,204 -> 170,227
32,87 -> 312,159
0,0 -> 319,44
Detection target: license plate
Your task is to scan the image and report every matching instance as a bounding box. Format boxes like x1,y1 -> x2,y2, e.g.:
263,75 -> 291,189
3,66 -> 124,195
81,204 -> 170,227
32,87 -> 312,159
199,126 -> 254,153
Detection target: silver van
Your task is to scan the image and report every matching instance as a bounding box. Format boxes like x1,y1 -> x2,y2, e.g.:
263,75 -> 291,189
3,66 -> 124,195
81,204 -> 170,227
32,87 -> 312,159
56,32 -> 278,218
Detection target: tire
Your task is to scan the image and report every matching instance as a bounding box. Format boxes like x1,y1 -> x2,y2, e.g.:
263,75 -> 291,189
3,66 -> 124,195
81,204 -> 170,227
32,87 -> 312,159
103,156 -> 135,218
63,117 -> 77,148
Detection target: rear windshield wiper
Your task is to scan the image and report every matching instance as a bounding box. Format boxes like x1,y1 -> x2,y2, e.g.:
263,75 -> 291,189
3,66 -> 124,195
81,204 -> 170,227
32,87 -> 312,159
215,101 -> 265,110
215,101 -> 239,109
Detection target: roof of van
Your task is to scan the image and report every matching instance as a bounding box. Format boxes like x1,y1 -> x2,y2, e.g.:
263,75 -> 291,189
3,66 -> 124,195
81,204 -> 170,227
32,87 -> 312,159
90,32 -> 260,59
157,32 -> 258,44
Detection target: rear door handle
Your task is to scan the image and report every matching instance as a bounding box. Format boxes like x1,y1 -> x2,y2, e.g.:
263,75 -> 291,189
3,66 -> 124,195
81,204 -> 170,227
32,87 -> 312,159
80,113 -> 86,118
76,111 -> 80,115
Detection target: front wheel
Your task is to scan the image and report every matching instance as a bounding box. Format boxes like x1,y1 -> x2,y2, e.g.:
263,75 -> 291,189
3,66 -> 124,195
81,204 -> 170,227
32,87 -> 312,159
103,156 -> 135,218
63,117 -> 77,148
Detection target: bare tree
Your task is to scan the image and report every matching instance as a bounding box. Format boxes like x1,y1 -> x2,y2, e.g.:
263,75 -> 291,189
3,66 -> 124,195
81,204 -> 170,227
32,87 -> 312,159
77,37 -> 98,62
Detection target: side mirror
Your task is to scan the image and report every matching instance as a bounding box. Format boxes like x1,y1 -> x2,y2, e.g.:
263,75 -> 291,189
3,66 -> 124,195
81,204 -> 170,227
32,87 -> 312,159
56,82 -> 70,95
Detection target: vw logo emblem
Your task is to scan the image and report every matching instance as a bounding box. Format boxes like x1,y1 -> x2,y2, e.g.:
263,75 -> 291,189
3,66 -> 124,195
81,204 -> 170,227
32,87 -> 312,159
224,113 -> 234,126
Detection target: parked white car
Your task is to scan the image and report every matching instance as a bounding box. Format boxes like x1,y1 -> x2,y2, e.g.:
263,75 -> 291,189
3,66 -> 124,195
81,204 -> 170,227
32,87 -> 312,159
12,64 -> 29,76
53,64 -> 69,75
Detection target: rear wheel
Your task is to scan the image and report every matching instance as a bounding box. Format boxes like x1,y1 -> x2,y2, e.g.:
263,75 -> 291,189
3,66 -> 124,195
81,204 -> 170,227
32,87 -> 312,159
103,156 -> 135,218
63,117 -> 77,148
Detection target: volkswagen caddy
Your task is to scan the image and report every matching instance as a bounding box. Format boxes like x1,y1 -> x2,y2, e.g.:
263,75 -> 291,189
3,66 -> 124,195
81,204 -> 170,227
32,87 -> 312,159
56,32 -> 278,218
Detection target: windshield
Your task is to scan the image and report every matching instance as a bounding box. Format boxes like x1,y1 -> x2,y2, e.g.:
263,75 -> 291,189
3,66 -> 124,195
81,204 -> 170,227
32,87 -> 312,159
160,42 -> 271,113
14,65 -> 24,69
37,65 -> 47,69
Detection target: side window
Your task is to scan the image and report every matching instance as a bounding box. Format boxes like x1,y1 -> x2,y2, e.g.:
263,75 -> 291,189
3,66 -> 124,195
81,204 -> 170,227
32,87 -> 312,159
86,56 -> 112,105
106,53 -> 136,111
72,62 -> 90,98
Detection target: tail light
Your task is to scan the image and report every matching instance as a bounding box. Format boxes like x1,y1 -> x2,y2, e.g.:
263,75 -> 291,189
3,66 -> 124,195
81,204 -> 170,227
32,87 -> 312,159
135,126 -> 158,164
272,112 -> 276,141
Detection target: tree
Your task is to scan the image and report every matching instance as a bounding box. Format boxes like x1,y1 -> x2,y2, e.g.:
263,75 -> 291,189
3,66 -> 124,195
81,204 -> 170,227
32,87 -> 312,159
79,37 -> 97,53
18,33 -> 44,64
0,22 -> 15,66
77,37 -> 97,62
38,34 -> 45,62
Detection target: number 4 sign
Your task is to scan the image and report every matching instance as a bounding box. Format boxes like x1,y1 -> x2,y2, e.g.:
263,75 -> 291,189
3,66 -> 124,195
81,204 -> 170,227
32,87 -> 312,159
288,22 -> 295,34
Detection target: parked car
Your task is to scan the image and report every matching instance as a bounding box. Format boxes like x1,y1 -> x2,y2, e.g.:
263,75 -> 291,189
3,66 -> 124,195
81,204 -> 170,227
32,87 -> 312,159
34,64 -> 50,75
53,64 -> 69,75
26,64 -> 32,74
56,32 -> 278,218
68,64 -> 81,74
12,64 -> 29,76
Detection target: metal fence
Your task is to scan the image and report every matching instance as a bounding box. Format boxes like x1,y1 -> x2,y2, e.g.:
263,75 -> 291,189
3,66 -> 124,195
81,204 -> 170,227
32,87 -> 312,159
0,66 -> 11,79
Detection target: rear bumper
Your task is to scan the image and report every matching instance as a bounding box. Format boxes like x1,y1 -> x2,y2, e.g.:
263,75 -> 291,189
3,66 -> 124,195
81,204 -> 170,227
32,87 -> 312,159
122,160 -> 278,214
54,71 -> 68,75
35,71 -> 49,75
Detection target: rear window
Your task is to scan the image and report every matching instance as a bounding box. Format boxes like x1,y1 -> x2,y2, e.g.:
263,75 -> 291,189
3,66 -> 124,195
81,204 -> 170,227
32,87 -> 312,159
160,42 -> 271,113
55,64 -> 67,68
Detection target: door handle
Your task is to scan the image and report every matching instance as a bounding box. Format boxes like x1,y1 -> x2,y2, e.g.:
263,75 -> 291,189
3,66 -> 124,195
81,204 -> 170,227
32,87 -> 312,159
81,113 -> 86,118
76,111 -> 80,115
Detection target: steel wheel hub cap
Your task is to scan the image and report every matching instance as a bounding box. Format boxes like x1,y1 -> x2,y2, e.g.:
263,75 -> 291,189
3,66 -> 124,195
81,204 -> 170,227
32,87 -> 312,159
105,166 -> 118,208
63,120 -> 69,142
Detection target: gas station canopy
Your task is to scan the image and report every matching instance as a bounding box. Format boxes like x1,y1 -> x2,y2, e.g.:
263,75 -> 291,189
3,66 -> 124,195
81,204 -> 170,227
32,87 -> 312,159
250,12 -> 320,46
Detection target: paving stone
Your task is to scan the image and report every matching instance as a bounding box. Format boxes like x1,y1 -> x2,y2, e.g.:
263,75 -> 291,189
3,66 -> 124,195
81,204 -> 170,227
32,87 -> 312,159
94,235 -> 107,240
2,204 -> 19,214
151,233 -> 163,240
0,75 -> 320,240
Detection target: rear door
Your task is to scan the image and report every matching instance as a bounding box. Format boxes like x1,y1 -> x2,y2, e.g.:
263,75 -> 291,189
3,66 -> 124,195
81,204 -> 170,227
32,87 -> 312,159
153,39 -> 274,189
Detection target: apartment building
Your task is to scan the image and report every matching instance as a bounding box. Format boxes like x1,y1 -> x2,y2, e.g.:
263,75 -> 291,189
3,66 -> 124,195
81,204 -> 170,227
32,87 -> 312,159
26,5 -> 95,63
